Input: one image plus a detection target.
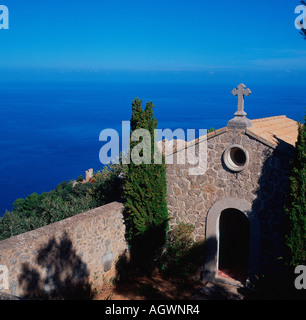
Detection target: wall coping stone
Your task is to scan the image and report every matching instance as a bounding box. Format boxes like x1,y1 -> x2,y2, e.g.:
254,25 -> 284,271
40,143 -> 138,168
0,201 -> 124,249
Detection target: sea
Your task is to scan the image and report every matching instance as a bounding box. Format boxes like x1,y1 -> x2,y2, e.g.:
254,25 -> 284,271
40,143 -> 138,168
0,81 -> 305,216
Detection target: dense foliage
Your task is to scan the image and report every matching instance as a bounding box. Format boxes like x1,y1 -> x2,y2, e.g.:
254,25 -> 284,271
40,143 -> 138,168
124,98 -> 169,274
0,163 -> 126,241
158,222 -> 206,280
284,115 -> 306,267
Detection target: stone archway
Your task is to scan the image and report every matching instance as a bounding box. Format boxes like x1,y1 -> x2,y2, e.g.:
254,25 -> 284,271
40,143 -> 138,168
202,197 -> 260,285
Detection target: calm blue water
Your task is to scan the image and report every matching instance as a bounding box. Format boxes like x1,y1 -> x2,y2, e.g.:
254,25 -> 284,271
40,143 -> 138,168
0,81 -> 305,215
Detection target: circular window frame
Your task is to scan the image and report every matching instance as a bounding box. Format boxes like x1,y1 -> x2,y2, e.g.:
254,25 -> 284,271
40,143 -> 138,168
223,144 -> 249,172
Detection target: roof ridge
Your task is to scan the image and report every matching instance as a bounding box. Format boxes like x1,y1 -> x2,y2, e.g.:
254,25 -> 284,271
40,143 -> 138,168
252,115 -> 287,123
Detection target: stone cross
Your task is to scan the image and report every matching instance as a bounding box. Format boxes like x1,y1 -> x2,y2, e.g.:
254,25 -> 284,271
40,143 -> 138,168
232,83 -> 251,116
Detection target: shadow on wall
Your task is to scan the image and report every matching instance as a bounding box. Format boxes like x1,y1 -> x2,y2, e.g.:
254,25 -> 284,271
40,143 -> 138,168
252,136 -> 294,276
248,136 -> 300,299
18,232 -> 95,300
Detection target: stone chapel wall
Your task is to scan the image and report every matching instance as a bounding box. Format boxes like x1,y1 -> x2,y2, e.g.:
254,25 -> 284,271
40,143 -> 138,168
166,128 -> 292,275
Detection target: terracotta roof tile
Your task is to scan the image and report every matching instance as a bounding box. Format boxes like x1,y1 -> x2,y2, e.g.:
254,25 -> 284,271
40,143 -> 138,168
248,115 -> 299,147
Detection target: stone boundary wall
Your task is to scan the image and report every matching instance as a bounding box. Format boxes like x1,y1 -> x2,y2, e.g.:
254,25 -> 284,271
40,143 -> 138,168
0,201 -> 127,298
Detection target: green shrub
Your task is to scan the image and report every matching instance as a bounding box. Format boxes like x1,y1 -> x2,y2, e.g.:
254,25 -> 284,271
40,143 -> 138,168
93,162 -> 126,205
284,115 -> 306,267
158,222 -> 205,281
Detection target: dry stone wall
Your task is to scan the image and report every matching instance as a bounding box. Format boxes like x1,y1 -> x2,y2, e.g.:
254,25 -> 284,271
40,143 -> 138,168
0,201 -> 127,298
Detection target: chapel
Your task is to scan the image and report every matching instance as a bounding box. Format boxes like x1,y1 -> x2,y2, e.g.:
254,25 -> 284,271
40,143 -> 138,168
165,83 -> 299,285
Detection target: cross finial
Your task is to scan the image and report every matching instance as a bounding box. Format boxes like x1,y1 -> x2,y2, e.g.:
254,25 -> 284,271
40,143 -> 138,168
227,83 -> 253,129
232,83 -> 251,116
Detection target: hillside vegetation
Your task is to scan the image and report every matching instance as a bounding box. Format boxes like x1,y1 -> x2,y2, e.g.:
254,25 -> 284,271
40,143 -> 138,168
0,163 -> 126,240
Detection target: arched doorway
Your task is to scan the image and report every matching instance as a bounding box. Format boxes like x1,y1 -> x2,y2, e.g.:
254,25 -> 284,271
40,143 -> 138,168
218,208 -> 250,283
203,197 -> 260,285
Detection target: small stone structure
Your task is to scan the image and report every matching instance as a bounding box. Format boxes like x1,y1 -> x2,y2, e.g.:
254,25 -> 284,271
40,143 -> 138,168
85,168 -> 94,182
0,202 -> 126,298
166,84 -> 298,285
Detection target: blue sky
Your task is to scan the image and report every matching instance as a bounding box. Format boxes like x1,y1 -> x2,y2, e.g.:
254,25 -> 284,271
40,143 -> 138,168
0,0 -> 306,84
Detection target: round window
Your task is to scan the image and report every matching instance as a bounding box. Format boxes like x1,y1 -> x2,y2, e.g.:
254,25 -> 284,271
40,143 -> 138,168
223,144 -> 249,172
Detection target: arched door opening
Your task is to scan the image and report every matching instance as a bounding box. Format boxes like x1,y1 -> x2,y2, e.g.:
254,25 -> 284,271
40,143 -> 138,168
218,208 -> 250,283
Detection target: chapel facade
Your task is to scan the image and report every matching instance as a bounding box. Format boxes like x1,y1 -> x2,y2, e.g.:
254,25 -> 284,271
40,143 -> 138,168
165,83 -> 299,285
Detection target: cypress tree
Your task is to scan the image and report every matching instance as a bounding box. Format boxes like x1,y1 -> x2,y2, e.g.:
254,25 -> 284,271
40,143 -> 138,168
124,98 -> 169,275
284,115 -> 306,267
